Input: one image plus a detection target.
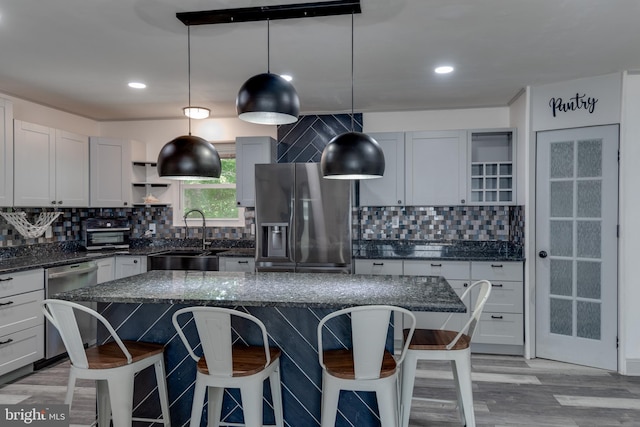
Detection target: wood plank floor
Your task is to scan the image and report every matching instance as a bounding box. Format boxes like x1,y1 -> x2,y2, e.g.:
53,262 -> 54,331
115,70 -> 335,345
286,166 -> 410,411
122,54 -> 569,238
0,354 -> 639,426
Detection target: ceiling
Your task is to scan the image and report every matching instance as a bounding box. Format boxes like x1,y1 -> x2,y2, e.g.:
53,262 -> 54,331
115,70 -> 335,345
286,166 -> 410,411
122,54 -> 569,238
1,0 -> 640,122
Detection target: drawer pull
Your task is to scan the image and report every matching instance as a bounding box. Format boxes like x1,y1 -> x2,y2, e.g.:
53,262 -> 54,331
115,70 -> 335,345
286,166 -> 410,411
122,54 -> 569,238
0,338 -> 13,346
0,301 -> 14,306
238,261 -> 249,264
0,277 -> 14,282
491,264 -> 503,268
430,263 -> 442,267
373,263 -> 384,266
491,315 -> 504,319
492,284 -> 504,288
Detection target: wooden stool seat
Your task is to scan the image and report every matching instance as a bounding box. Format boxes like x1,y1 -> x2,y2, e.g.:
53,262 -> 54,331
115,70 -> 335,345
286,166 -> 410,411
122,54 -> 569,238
322,349 -> 397,380
86,341 -> 165,369
403,328 -> 471,351
197,345 -> 281,377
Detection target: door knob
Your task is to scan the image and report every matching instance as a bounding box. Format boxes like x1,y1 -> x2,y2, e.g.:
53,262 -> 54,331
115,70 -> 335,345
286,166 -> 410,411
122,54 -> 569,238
538,250 -> 548,258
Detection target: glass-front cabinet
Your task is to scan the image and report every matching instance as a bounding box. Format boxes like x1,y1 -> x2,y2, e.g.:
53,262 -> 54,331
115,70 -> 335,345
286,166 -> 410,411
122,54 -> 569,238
468,129 -> 516,205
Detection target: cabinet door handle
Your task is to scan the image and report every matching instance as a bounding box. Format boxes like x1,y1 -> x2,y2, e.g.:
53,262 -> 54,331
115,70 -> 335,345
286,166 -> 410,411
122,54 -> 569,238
0,338 -> 13,346
0,301 -> 14,306
491,264 -> 503,268
463,283 -> 469,287
58,201 -> 63,204
397,200 -> 402,204
492,283 -> 503,288
0,277 -> 14,282
133,260 -> 138,264
373,262 -> 384,266
51,201 -> 57,205
430,263 -> 442,267
238,261 -> 249,264
491,315 -> 504,319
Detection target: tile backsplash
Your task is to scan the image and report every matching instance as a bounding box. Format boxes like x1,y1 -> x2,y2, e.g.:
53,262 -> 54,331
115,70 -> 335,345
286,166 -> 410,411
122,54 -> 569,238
356,205 -> 524,244
0,207 -> 255,247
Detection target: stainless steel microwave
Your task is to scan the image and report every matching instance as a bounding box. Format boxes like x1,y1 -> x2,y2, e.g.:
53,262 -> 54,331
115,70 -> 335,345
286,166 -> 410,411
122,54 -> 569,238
84,218 -> 130,250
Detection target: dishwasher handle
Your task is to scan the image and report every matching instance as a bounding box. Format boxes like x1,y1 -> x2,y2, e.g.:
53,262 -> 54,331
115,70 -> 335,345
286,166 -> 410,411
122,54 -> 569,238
48,264 -> 98,279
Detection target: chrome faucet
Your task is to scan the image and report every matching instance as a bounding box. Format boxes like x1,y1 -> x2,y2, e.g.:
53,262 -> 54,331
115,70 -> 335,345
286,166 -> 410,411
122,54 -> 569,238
183,209 -> 206,250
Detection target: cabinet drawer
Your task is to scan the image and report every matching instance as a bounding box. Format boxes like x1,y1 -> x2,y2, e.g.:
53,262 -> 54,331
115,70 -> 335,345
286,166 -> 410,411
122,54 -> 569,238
0,290 -> 44,337
475,281 -> 523,314
0,325 -> 44,376
473,312 -> 523,345
471,261 -> 522,282
0,269 -> 44,299
403,260 -> 469,279
221,257 -> 255,272
355,259 -> 403,275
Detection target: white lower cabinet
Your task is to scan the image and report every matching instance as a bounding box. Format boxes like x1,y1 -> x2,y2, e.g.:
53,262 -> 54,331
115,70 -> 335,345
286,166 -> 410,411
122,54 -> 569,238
96,257 -> 115,284
219,257 -> 255,272
0,269 -> 45,377
115,256 -> 146,279
354,257 -> 524,354
403,260 -> 471,333
470,261 -> 524,352
354,259 -> 403,275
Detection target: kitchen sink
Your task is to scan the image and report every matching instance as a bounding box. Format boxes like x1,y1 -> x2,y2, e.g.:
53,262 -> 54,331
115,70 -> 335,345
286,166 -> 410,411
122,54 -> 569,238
148,249 -> 227,271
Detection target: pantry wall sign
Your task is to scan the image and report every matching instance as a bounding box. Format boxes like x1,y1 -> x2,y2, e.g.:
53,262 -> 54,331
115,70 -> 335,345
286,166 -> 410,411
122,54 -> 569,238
532,72 -> 621,131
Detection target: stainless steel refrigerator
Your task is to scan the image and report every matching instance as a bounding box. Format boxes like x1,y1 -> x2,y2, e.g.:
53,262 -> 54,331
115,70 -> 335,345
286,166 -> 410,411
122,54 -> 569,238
255,163 -> 352,273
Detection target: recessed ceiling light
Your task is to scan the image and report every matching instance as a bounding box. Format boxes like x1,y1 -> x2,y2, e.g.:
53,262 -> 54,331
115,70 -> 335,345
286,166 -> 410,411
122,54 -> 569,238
280,74 -> 293,82
434,66 -> 454,74
128,82 -> 147,89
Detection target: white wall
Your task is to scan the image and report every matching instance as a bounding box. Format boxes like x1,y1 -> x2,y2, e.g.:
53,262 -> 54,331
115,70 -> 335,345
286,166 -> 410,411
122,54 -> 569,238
363,107 -> 510,133
100,118 -> 276,161
619,72 -> 640,375
2,93 -> 99,136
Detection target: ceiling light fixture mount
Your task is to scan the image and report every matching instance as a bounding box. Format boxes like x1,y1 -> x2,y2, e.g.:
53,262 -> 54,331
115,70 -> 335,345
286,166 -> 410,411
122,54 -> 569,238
176,0 -> 361,26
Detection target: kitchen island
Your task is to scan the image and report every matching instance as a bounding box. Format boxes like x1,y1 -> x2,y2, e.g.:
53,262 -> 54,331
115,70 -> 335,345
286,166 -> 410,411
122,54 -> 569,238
54,270 -> 465,427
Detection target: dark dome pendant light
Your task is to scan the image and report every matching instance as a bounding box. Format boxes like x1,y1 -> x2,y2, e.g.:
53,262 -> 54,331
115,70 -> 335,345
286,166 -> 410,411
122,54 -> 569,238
321,13 -> 384,180
236,19 -> 300,125
158,25 -> 221,180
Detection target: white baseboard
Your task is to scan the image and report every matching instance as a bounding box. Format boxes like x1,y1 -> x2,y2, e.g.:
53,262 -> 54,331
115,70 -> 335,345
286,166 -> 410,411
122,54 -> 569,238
624,358 -> 640,376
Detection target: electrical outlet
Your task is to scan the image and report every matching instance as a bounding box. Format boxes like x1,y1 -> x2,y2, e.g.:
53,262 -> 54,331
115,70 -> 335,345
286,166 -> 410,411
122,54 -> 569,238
391,216 -> 399,228
148,223 -> 156,236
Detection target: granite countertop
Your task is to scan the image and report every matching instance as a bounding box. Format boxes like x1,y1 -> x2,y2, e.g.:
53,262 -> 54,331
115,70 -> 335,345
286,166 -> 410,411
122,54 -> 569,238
52,270 -> 466,313
354,240 -> 524,261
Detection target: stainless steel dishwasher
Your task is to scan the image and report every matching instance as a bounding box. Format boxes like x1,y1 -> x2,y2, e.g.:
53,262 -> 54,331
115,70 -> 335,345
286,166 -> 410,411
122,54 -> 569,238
45,261 -> 98,360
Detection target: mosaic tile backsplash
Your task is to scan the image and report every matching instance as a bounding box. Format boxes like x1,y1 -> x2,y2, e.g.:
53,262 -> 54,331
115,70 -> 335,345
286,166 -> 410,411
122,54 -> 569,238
355,205 -> 524,243
0,207 -> 255,247
0,205 -> 523,248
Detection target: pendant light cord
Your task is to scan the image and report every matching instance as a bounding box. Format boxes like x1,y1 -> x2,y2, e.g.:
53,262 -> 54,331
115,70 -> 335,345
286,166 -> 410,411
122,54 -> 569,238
187,25 -> 192,135
267,19 -> 271,73
350,12 -> 354,132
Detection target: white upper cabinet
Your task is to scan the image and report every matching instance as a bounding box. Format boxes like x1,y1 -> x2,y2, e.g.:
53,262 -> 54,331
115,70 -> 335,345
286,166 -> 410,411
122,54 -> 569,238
359,132 -> 405,206
89,137 -> 133,207
0,99 -> 13,207
235,136 -> 276,207
405,130 -> 468,206
14,120 -> 89,207
467,129 -> 516,205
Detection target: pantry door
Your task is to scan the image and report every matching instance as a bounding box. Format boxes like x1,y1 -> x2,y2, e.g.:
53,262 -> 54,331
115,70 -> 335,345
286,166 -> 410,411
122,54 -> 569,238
535,125 -> 618,370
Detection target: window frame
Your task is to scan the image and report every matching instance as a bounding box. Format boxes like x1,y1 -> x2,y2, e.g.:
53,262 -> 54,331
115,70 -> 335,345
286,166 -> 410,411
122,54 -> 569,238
173,141 -> 245,228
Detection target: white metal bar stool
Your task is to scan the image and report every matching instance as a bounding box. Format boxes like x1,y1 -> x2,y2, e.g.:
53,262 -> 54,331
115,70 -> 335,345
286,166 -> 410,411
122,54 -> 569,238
400,280 -> 492,427
172,306 -> 284,427
41,299 -> 171,427
317,305 -> 416,427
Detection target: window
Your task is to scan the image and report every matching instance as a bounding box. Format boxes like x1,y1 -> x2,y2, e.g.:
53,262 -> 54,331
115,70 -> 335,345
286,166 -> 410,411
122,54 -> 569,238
177,142 -> 245,227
